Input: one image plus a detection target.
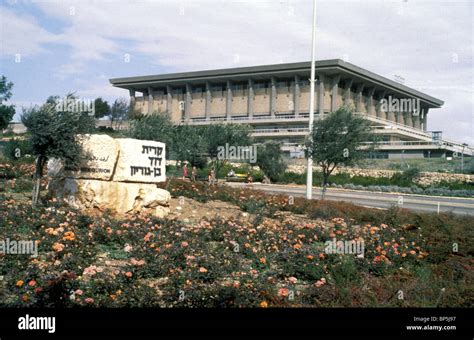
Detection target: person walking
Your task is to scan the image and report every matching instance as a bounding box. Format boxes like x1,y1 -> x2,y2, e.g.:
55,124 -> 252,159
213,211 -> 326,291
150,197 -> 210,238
183,163 -> 189,180
191,166 -> 197,182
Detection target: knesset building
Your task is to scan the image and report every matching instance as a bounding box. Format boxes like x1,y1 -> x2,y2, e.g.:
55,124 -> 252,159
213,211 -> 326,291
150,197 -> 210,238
110,59 -> 472,159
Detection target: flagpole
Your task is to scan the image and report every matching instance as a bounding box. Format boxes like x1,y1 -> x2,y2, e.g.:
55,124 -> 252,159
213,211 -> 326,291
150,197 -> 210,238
306,0 -> 317,199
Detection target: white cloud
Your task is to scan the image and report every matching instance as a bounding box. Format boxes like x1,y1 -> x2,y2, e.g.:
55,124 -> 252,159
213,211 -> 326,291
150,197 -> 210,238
0,7 -> 59,58
1,0 -> 473,143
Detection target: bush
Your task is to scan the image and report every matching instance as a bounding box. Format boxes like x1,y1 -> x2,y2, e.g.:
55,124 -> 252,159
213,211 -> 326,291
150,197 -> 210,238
391,167 -> 420,187
2,139 -> 33,161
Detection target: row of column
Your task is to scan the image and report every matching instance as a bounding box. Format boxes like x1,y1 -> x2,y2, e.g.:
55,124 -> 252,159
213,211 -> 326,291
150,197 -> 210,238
129,78 -> 429,131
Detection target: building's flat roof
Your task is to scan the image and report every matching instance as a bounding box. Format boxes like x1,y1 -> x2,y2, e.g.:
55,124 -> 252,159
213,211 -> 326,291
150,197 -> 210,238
110,59 -> 443,107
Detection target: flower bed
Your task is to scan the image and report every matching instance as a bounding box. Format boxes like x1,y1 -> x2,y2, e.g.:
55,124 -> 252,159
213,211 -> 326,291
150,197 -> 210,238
1,180 -> 472,307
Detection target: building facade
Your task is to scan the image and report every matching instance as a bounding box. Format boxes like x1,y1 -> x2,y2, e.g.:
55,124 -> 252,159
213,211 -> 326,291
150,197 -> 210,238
110,59 -> 471,158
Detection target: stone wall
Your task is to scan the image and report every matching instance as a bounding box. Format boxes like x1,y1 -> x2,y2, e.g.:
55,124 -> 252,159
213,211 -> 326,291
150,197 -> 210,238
286,165 -> 473,186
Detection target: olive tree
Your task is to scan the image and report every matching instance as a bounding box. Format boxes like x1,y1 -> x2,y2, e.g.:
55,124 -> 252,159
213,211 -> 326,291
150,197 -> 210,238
21,94 -> 95,207
0,76 -> 15,131
256,141 -> 287,182
305,107 -> 376,199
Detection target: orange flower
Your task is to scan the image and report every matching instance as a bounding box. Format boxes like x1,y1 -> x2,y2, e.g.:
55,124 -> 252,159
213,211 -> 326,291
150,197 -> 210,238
401,253 -> 407,257
307,255 -> 314,260
293,243 -> 302,250
199,267 -> 208,273
52,242 -> 65,252
62,231 -> 75,241
181,241 -> 189,247
16,280 -> 24,287
409,250 -> 416,255
259,257 -> 266,264
28,280 -> 36,287
125,271 -> 133,278
110,294 -> 117,300
319,253 -> 325,260
143,232 -> 153,242
260,301 -> 268,308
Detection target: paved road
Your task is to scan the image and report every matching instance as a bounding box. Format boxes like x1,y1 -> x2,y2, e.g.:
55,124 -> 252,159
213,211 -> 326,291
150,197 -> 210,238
227,183 -> 474,216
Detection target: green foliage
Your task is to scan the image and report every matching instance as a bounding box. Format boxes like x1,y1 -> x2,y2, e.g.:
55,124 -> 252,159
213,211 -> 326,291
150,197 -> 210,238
2,138 -> 33,161
21,95 -> 95,167
21,94 -> 95,206
171,124 -> 207,167
110,98 -> 129,128
93,97 -> 110,119
0,75 -> 16,130
469,158 -> 474,174
203,123 -> 253,178
305,107 -> 376,193
256,141 -> 287,182
128,112 -> 175,154
391,167 -> 420,186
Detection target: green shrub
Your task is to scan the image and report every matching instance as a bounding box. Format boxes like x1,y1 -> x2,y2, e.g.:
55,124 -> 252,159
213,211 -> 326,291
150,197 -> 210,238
3,139 -> 33,161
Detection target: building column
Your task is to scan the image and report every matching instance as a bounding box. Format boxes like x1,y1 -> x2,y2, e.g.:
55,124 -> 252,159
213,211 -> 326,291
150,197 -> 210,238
367,87 -> 376,116
412,114 -> 420,129
395,110 -> 403,125
185,83 -> 192,122
318,75 -> 325,115
376,90 -> 386,119
355,83 -> 365,112
247,79 -> 254,119
270,77 -> 277,117
205,82 -> 211,120
226,80 -> 232,121
422,108 -> 429,131
387,111 -> 396,123
331,75 -> 341,112
405,112 -> 413,127
147,87 -> 154,114
343,79 -> 353,107
293,75 -> 300,116
166,85 -> 172,116
129,89 -> 136,113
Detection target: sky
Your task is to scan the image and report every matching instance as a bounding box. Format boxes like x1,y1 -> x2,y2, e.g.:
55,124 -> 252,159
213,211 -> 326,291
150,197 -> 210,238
0,0 -> 473,144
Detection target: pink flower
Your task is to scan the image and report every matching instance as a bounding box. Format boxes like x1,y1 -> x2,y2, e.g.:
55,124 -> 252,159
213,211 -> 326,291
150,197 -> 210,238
124,244 -> 133,252
288,277 -> 297,284
84,297 -> 94,304
278,288 -> 289,297
75,289 -> 83,296
181,241 -> 189,247
314,278 -> 327,288
130,258 -> 145,266
199,267 -> 208,273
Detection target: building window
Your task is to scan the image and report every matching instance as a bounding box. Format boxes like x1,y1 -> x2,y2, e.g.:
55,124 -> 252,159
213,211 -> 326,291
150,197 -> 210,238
299,79 -> 309,87
192,86 -> 204,94
231,84 -> 244,91
253,82 -> 267,89
210,85 -> 223,92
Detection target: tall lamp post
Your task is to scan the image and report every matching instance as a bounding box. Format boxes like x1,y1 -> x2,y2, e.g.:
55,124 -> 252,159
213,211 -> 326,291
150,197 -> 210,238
306,0 -> 317,199
461,143 -> 467,172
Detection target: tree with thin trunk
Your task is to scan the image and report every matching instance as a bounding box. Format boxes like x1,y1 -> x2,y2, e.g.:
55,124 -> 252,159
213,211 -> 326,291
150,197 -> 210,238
21,94 -> 95,207
0,76 -> 15,131
203,123 -> 253,179
305,107 -> 377,199
110,98 -> 129,130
